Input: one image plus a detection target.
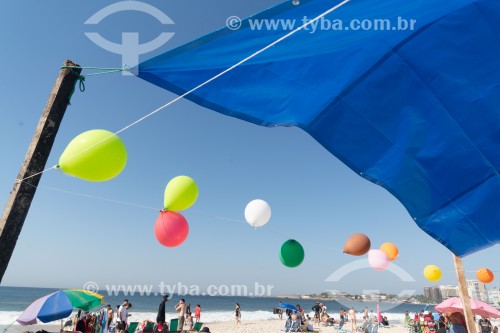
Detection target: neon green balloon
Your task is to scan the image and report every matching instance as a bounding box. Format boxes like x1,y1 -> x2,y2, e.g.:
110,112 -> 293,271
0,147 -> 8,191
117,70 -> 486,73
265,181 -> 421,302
59,129 -> 127,182
279,239 -> 305,268
164,176 -> 199,211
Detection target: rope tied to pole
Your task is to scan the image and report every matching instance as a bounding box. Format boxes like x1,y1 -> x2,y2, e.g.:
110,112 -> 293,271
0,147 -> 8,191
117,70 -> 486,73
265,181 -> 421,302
66,68 -> 85,105
61,65 -> 129,104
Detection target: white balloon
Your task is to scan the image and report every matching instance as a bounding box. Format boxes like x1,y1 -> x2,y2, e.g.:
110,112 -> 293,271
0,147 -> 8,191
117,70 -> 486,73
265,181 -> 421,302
368,249 -> 390,271
244,199 -> 271,227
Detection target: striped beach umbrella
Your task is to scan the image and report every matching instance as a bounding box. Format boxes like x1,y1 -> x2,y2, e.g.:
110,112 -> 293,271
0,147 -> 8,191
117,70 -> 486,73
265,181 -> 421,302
17,289 -> 104,325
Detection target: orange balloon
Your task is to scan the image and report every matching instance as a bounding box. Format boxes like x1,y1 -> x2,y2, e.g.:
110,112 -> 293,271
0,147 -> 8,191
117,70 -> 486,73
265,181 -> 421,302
476,268 -> 494,284
343,233 -> 371,256
380,242 -> 399,261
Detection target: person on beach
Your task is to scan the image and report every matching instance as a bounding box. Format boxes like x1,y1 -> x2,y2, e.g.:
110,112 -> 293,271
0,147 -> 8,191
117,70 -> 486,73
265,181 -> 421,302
404,311 -> 411,327
290,314 -> 301,331
126,303 -> 132,329
195,304 -> 201,323
106,305 -> 114,329
276,307 -> 283,320
235,303 -> 241,324
286,308 -> 292,319
186,303 -> 192,318
363,307 -> 369,318
410,319 -> 422,333
117,300 -> 130,333
175,299 -> 186,331
436,315 -> 447,333
185,314 -> 193,331
339,309 -> 346,330
448,312 -> 466,333
349,307 -> 357,332
156,294 -> 168,325
478,316 -> 493,333
361,315 -> 370,332
312,302 -> 321,325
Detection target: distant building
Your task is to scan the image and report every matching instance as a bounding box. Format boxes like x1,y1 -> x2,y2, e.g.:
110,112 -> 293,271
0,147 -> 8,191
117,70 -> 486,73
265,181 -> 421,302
487,287 -> 500,306
466,280 -> 488,302
325,290 -> 348,297
424,286 -> 442,303
424,287 -> 432,299
439,285 -> 459,299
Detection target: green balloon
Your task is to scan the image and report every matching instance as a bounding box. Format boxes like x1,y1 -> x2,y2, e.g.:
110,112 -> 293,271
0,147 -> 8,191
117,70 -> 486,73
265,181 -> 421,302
279,239 -> 305,268
164,176 -> 199,211
59,129 -> 127,182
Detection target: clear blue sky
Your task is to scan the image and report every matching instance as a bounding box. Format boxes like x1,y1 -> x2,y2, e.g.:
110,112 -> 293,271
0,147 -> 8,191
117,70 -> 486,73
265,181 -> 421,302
0,0 -> 498,296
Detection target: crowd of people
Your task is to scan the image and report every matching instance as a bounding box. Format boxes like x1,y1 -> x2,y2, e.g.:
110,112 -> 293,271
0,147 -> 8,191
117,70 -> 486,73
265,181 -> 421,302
65,295 -> 256,333
67,297 -> 499,333
405,310 -> 498,333
94,296 -> 208,333
275,302 -> 369,332
275,303 -> 497,333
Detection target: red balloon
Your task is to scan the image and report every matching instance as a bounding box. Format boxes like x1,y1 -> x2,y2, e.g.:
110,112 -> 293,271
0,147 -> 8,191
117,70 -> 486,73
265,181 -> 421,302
154,211 -> 189,247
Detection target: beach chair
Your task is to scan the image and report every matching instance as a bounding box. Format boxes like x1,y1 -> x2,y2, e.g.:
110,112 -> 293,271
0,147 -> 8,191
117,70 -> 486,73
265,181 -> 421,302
143,322 -> 155,333
288,320 -> 301,332
168,319 -> 178,332
281,318 -> 292,332
127,322 -> 139,333
192,322 -> 203,332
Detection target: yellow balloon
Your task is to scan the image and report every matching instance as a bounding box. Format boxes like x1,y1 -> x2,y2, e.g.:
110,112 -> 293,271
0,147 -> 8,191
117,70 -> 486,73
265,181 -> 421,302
164,176 -> 199,211
59,129 -> 127,182
423,265 -> 442,282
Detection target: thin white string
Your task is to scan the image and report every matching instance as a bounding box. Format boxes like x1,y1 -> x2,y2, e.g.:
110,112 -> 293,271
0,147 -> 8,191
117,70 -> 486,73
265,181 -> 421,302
20,179 -> 342,252
20,181 -> 159,211
15,183 -> 500,267
18,0 -> 351,182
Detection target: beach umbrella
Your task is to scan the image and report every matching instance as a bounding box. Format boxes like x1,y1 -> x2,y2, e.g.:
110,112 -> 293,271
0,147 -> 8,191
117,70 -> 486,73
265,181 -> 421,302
135,0 -> 500,258
435,297 -> 500,319
277,303 -> 299,312
376,304 -> 382,323
17,289 -> 104,325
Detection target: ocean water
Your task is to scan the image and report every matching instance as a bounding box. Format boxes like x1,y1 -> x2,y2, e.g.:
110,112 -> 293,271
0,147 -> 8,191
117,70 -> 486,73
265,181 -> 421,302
0,286 -> 432,328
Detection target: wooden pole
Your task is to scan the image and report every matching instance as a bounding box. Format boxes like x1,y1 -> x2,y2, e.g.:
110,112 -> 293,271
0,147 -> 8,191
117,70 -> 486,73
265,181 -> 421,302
453,255 -> 477,333
0,60 -> 82,283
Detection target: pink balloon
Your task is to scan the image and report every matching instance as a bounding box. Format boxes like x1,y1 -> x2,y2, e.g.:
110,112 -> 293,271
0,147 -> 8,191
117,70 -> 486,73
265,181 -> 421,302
154,211 -> 189,247
368,249 -> 390,271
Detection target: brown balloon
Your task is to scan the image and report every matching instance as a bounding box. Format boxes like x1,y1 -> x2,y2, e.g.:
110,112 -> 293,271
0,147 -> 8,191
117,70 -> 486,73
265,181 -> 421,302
343,233 -> 371,256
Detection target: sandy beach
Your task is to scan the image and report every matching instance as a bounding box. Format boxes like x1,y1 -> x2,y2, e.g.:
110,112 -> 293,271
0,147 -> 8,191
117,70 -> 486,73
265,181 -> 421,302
202,319 -> 408,333
5,321 -> 410,333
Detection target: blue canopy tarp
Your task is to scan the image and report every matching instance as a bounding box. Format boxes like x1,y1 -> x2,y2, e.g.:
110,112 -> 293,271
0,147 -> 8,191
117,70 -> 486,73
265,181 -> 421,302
277,303 -> 299,311
136,0 -> 500,257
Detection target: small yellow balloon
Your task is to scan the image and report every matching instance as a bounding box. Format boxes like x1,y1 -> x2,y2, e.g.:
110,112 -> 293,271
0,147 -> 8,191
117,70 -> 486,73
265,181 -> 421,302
164,176 -> 198,211
59,129 -> 127,182
423,265 -> 442,282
